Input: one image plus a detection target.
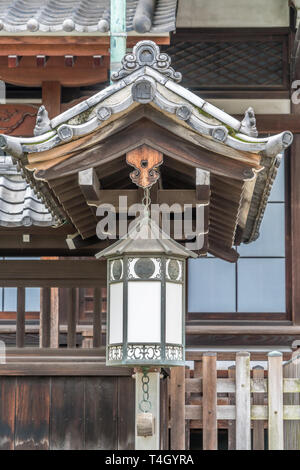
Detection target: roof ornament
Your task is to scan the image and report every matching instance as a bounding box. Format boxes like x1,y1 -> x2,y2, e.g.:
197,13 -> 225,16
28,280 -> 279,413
111,40 -> 182,83
241,107 -> 258,137
34,105 -> 51,137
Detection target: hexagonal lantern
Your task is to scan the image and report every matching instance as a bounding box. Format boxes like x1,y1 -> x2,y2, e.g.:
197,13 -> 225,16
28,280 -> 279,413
96,213 -> 197,367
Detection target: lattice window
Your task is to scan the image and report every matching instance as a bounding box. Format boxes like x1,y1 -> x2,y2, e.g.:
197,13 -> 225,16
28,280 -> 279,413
163,38 -> 287,89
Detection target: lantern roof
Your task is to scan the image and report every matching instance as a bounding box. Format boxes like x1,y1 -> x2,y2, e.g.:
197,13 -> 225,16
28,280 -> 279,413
96,211 -> 198,259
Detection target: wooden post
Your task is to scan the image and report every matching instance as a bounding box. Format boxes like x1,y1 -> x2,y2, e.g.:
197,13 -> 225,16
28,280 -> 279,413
42,81 -> 61,119
16,287 -> 25,348
40,287 -> 51,348
93,287 -> 102,348
67,287 -> 77,348
202,352 -> 217,450
227,365 -> 236,450
135,370 -> 160,450
283,353 -> 300,450
235,351 -> 251,450
50,288 -> 59,348
170,366 -> 185,450
268,351 -> 283,450
252,365 -> 265,450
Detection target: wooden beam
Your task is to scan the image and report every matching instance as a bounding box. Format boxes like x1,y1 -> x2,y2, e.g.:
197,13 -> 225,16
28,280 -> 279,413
186,325 -> 300,335
0,35 -> 169,57
78,167 -> 101,202
0,56 -> 108,87
86,189 -> 209,207
0,260 -> 106,287
42,81 -> 61,119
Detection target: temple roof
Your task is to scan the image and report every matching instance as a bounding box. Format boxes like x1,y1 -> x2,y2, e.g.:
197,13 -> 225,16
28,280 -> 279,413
0,40 -> 293,259
0,0 -> 177,34
0,155 -> 54,227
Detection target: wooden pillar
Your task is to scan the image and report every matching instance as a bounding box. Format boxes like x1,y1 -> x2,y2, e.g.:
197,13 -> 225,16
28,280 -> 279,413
67,287 -> 77,348
50,288 -> 59,348
202,352 -> 217,450
93,287 -> 102,348
16,287 -> 25,348
40,287 -> 51,348
42,81 -> 61,119
170,366 -> 185,450
227,365 -> 236,450
290,105 -> 300,325
268,351 -> 283,450
235,351 -> 251,450
252,365 -> 265,450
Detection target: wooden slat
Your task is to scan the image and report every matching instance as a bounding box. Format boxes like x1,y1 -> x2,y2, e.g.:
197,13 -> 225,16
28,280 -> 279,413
268,352 -> 283,450
202,352 -> 217,450
84,377 -> 118,449
252,366 -> 265,450
40,287 -> 51,348
16,287 -> 25,348
117,377 -> 135,450
283,378 -> 300,393
15,377 -> 50,450
67,288 -> 77,349
235,351 -> 251,450
227,365 -> 236,450
93,287 -> 102,348
0,377 -> 16,449
50,377 -> 84,450
50,288 -> 59,348
284,356 -> 300,450
170,367 -> 185,450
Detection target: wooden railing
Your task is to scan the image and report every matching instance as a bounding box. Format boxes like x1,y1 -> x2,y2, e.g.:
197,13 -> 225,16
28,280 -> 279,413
0,259 -> 107,349
170,351 -> 300,450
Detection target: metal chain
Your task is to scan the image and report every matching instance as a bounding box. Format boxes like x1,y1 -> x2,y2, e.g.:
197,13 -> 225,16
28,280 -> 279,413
138,368 -> 152,413
142,188 -> 151,214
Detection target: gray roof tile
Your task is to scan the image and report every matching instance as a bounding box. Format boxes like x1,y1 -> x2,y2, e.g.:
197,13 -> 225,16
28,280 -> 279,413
0,155 -> 54,227
0,0 -> 177,33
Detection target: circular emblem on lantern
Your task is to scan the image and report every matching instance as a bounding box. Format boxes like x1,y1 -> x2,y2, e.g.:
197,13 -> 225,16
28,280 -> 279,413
112,259 -> 123,280
168,259 -> 180,280
134,258 -> 155,279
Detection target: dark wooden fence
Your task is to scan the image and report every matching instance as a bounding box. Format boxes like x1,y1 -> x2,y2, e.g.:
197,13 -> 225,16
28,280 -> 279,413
0,350 -> 135,450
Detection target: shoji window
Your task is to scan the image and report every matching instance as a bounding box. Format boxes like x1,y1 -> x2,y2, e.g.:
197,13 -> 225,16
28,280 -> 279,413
188,159 -> 286,316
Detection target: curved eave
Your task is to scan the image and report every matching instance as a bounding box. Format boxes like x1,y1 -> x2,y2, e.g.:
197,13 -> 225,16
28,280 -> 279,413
0,66 -> 293,164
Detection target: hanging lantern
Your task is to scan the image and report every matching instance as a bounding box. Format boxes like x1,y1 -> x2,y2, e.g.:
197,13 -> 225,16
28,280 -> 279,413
96,211 -> 197,367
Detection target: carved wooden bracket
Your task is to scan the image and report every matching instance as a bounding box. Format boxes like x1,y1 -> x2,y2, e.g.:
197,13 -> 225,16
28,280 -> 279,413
126,144 -> 163,189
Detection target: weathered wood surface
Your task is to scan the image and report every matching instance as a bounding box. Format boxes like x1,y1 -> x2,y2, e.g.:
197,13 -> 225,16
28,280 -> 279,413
284,353 -> 300,450
170,367 -> 185,450
202,353 -> 217,450
227,365 -> 236,450
268,352 -> 283,450
235,352 -> 251,449
0,375 -> 135,450
252,366 -> 265,450
0,259 -> 106,287
16,287 -> 25,348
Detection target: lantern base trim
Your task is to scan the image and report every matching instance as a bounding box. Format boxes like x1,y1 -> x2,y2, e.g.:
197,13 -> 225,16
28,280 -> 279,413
107,343 -> 184,366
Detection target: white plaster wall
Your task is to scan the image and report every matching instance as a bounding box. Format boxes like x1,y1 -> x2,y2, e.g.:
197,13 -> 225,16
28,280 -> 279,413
176,0 -> 290,28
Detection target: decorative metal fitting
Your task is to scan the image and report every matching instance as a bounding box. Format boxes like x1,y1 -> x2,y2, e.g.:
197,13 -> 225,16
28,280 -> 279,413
132,77 -> 156,104
57,124 -> 73,142
176,105 -> 192,121
96,106 -> 112,121
211,126 -> 228,143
